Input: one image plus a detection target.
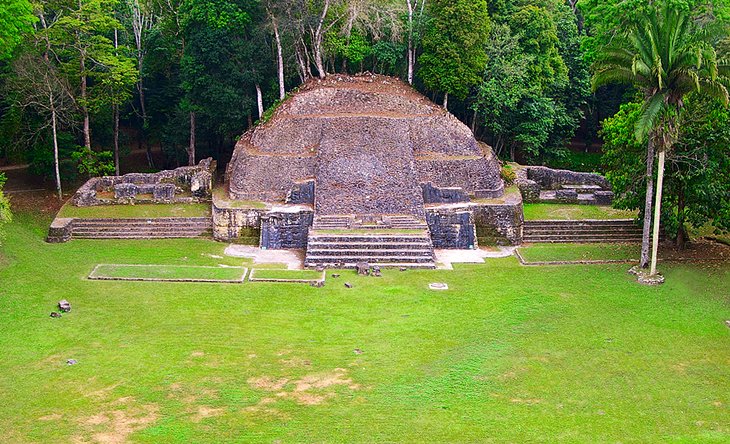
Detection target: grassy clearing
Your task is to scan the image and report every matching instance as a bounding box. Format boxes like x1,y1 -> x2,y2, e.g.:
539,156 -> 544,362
250,269 -> 325,281
57,202 -> 211,219
90,264 -> 247,282
0,212 -> 729,443
518,243 -> 641,263
523,203 -> 637,220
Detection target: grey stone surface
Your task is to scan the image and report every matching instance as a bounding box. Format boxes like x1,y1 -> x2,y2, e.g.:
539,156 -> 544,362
71,158 -> 216,206
426,210 -> 477,249
286,180 -> 315,205
595,190 -> 615,205
260,211 -> 314,249
421,182 -> 469,204
58,300 -> 71,312
555,189 -> 578,203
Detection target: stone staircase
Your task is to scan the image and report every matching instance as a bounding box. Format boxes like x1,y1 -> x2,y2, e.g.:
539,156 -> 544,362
70,217 -> 213,239
523,219 -> 645,243
312,214 -> 429,231
305,215 -> 435,268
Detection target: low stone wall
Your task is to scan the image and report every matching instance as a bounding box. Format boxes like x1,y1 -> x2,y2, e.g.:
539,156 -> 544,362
472,201 -> 524,246
524,166 -> 609,190
72,158 -> 216,206
426,210 -> 477,249
212,203 -> 267,242
46,218 -> 74,243
260,211 -> 314,249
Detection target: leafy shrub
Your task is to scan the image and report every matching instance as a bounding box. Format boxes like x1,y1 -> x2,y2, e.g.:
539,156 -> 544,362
501,164 -> 516,184
71,147 -> 115,178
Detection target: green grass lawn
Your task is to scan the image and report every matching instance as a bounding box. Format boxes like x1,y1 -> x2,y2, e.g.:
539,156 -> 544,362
523,203 -> 638,220
90,264 -> 247,282
250,269 -> 325,281
1,212 -> 729,443
518,243 -> 641,263
57,202 -> 211,219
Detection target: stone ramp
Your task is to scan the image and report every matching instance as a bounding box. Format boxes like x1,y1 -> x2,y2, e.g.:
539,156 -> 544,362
314,118 -> 424,217
523,219 -> 644,243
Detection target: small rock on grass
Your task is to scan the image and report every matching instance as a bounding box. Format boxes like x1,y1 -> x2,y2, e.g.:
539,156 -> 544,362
332,273 -> 340,278
344,282 -> 353,288
58,300 -> 71,313
354,348 -> 364,355
66,359 -> 78,365
50,312 -> 62,318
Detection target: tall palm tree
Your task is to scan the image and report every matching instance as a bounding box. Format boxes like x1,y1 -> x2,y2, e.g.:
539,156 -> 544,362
592,2 -> 729,276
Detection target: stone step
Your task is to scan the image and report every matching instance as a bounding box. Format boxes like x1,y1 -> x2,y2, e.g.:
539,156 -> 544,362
73,230 -> 211,236
305,254 -> 435,263
524,228 -> 643,235
72,233 -> 211,239
522,238 -> 642,243
305,261 -> 436,269
524,219 -> 637,226
308,235 -> 431,244
306,248 -> 434,256
307,241 -> 432,249
523,233 -> 644,240
73,220 -> 211,227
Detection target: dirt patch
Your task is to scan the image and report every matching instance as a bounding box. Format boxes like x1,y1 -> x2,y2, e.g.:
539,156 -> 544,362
191,406 -> 224,423
247,376 -> 290,391
292,368 -> 359,392
510,397 -> 542,405
78,399 -> 159,444
247,368 -> 360,407
190,351 -> 205,357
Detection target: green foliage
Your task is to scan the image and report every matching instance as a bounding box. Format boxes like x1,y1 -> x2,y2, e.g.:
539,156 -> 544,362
71,146 -> 115,178
0,0 -> 36,60
418,0 -> 490,100
500,164 -> 516,184
601,97 -> 730,240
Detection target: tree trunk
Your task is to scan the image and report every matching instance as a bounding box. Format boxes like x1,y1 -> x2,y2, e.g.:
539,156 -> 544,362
51,94 -> 62,201
272,19 -> 285,100
256,83 -> 264,119
471,108 -> 478,134
649,149 -> 666,276
640,137 -> 655,268
80,55 -> 91,149
113,28 -> 120,175
443,93 -> 448,109
113,105 -> 120,175
188,111 -> 196,166
407,0 -> 414,84
312,0 -> 331,79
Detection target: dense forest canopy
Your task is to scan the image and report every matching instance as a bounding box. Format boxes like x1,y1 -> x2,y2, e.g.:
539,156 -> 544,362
0,0 -> 728,242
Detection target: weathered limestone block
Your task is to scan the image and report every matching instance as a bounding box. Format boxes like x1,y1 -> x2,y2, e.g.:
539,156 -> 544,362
426,210 -> 477,249
260,211 -> 314,249
421,182 -> 469,204
46,218 -> 74,243
594,190 -> 614,206
286,180 -> 315,204
526,166 -> 610,190
153,183 -> 176,201
191,171 -> 212,198
516,178 -> 540,203
555,189 -> 578,203
114,183 -> 138,200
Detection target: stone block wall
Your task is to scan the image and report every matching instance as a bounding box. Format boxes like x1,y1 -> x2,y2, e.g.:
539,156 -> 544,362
286,180 -> 315,204
260,212 -> 314,249
421,182 -> 470,204
524,166 -> 609,190
72,158 -> 216,206
472,200 -> 524,246
426,210 -> 477,249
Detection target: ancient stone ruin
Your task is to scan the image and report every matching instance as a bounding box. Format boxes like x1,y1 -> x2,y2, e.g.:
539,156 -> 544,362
71,158 -> 216,206
216,74 -> 522,268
